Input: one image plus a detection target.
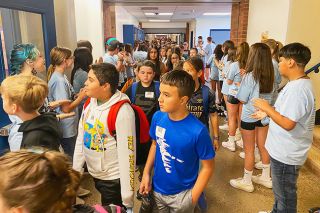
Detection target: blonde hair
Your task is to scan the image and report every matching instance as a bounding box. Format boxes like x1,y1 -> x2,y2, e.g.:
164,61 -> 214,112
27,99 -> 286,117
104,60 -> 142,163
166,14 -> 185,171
0,75 -> 48,113
47,46 -> 72,81
0,150 -> 80,213
263,39 -> 283,62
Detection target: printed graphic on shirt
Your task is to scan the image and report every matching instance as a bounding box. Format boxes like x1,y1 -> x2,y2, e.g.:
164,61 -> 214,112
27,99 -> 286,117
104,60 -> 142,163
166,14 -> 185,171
156,126 -> 184,173
83,119 -> 107,152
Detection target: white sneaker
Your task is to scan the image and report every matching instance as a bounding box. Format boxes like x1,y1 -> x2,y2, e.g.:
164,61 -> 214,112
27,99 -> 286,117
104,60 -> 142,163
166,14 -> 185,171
238,151 -> 261,163
236,139 -> 243,148
252,174 -> 272,189
76,197 -> 85,204
222,140 -> 236,152
219,123 -> 229,131
235,129 -> 241,141
239,151 -> 245,159
77,187 -> 90,197
258,211 -> 271,213
255,161 -> 263,170
230,177 -> 254,192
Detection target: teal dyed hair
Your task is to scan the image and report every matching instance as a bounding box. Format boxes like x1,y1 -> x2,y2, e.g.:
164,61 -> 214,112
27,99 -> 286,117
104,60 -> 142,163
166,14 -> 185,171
10,43 -> 40,75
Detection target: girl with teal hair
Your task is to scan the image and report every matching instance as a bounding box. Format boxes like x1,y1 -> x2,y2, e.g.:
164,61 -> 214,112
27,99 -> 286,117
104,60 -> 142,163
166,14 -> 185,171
9,43 -> 45,75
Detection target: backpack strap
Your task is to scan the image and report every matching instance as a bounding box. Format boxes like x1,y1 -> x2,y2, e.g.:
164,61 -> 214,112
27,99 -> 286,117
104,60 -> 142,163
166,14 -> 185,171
131,82 -> 138,103
201,85 -> 209,117
154,81 -> 160,98
107,100 -> 131,140
83,98 -> 91,110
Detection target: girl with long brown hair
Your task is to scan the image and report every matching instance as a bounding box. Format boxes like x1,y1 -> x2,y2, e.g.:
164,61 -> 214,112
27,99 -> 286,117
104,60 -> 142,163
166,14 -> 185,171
222,42 -> 249,152
48,46 -> 86,159
230,43 -> 274,193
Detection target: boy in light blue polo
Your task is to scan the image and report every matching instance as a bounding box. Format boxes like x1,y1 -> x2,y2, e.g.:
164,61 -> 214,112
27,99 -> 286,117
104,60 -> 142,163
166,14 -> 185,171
253,43 -> 314,213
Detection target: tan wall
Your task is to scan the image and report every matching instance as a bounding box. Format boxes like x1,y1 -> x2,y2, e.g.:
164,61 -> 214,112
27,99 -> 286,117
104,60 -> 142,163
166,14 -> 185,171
286,0 -> 320,109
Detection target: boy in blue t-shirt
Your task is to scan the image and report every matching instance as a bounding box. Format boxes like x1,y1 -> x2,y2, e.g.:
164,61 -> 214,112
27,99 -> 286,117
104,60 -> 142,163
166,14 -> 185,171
139,70 -> 215,213
252,43 -> 314,213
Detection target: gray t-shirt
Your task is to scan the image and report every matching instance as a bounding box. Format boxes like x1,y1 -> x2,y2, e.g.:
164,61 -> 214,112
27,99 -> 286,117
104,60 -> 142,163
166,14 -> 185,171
266,79 -> 315,165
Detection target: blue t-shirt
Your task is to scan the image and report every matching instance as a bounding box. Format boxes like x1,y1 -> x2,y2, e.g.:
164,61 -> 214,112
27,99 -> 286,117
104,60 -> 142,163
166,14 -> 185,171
103,53 -> 125,85
149,111 -> 215,195
227,62 -> 242,97
236,73 -> 273,123
266,79 -> 315,165
48,71 -> 79,138
73,68 -> 88,93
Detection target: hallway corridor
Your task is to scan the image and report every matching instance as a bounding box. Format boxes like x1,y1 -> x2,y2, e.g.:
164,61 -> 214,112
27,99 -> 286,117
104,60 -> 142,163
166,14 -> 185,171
81,125 -> 320,212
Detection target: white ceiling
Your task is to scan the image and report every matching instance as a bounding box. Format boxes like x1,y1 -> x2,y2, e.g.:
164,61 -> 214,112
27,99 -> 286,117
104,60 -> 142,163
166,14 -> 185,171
121,3 -> 232,22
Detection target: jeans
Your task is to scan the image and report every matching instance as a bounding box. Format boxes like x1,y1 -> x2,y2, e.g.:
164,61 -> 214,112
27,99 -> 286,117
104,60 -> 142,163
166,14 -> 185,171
61,136 -> 77,160
271,157 -> 301,213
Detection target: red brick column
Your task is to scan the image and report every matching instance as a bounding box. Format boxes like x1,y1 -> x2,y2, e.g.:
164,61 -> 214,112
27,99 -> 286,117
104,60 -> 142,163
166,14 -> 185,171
230,0 -> 249,46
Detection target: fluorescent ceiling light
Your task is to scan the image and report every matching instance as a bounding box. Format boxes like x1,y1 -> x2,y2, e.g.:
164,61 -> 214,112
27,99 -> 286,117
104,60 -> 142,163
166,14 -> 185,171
159,13 -> 173,16
149,19 -> 170,22
145,13 -> 155,16
203,12 -> 231,16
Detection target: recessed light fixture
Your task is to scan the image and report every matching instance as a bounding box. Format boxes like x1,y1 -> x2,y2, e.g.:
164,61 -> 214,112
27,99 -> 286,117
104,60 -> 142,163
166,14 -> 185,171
145,12 -> 173,16
203,12 -> 231,16
159,13 -> 173,16
149,19 -> 170,22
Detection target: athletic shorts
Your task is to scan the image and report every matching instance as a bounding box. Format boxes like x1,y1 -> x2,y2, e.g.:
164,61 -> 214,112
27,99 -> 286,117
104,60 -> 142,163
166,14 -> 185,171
227,95 -> 240,104
241,120 -> 268,130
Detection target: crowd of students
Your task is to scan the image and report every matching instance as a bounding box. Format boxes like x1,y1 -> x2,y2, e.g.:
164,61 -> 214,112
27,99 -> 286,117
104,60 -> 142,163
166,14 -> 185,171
0,34 -> 315,213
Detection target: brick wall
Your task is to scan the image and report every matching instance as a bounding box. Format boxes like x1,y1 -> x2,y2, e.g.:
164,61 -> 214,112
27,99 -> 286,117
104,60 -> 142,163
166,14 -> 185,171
230,0 -> 249,46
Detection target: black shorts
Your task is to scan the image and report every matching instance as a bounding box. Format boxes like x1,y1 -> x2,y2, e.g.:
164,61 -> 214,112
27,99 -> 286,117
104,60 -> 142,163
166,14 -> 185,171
227,95 -> 240,104
241,120 -> 268,130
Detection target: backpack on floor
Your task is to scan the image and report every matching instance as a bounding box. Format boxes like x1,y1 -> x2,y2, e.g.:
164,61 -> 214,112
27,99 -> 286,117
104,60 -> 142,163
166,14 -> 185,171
130,81 -> 160,104
83,98 -> 150,144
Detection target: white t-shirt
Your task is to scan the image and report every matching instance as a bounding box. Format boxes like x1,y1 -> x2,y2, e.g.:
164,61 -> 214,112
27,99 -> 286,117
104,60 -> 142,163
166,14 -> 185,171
266,79 -> 315,165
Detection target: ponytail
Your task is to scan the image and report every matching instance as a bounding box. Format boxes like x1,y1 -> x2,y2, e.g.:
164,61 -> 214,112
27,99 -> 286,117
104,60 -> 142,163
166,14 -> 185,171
47,64 -> 55,81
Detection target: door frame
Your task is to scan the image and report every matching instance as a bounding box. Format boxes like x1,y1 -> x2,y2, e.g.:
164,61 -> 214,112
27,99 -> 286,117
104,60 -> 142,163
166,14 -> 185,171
0,0 -> 57,71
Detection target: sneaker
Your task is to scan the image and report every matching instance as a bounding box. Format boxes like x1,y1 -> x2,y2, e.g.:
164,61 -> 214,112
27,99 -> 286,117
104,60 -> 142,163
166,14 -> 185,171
76,197 -> 85,204
235,129 -> 241,141
77,187 -> 90,197
255,161 -> 263,170
239,151 -> 245,159
219,123 -> 229,131
230,177 -> 254,192
252,175 -> 272,189
222,140 -> 235,152
236,139 -> 243,148
238,151 -> 261,163
258,211 -> 271,213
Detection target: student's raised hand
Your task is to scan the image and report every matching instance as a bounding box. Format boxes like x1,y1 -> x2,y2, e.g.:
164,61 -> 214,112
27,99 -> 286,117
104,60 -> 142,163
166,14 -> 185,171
139,173 -> 152,195
49,100 -> 71,109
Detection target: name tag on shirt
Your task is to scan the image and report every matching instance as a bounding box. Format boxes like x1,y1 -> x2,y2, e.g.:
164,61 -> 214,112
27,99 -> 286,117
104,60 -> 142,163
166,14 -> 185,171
145,91 -> 155,99
156,126 -> 166,138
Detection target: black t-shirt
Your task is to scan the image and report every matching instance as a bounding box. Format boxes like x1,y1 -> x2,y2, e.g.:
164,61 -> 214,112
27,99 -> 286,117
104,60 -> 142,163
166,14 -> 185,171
126,81 -> 159,123
187,85 -> 217,127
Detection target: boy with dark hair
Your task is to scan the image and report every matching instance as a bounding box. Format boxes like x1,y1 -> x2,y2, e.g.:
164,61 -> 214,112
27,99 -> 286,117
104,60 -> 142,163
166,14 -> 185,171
253,43 -> 314,213
73,63 -> 135,212
125,60 -> 160,179
139,70 -> 215,213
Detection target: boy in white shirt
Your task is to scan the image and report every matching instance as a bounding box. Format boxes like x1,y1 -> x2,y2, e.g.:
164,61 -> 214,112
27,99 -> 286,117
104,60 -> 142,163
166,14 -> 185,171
253,43 -> 314,213
73,63 -> 135,212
